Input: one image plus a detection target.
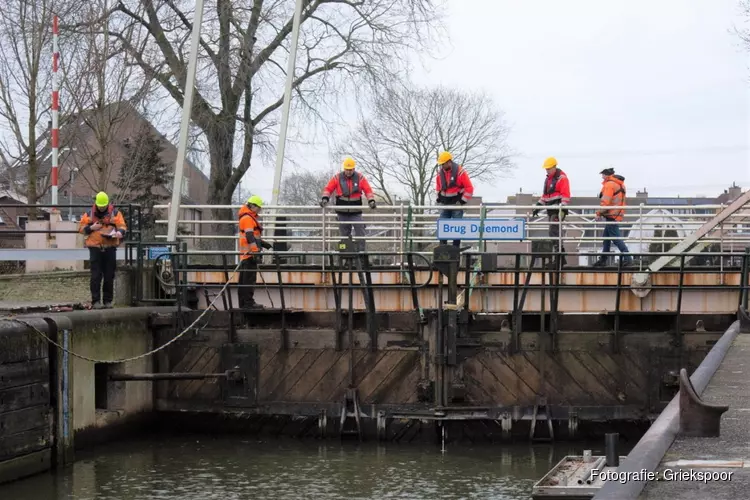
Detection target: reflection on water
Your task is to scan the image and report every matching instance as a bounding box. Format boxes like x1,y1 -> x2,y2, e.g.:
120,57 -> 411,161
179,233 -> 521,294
0,436 -> 609,499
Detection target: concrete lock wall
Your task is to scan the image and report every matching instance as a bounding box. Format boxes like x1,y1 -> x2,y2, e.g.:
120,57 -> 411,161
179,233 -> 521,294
65,310 -> 155,435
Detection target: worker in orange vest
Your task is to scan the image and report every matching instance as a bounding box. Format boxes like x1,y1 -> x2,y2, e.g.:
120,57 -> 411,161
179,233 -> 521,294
435,151 -> 474,247
238,195 -> 273,310
594,168 -> 632,266
320,157 -> 376,249
78,191 -> 127,309
532,157 -> 571,266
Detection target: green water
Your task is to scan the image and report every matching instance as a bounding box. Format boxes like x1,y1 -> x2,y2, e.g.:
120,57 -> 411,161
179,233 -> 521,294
0,436 -> 601,499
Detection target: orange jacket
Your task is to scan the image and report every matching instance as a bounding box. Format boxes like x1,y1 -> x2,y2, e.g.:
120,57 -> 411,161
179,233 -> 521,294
78,204 -> 127,248
435,163 -> 473,204
597,175 -> 626,221
238,205 -> 271,260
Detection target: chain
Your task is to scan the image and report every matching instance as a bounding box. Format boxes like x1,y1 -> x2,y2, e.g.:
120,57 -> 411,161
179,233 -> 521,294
10,259 -> 244,364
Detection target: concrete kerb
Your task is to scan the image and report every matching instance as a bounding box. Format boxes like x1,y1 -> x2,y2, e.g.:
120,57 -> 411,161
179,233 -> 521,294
593,321 -> 741,500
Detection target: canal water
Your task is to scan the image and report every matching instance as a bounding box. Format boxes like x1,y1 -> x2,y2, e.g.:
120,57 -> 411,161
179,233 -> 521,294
0,436 -> 614,499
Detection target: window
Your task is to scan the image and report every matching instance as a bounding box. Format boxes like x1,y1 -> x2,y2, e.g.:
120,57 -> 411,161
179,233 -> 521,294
181,177 -> 190,198
17,216 -> 28,229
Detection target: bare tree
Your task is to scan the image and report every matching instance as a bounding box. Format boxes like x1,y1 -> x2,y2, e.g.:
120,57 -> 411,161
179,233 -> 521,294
61,0 -> 152,193
0,0 -> 65,211
104,0 -> 444,240
280,168 -> 335,206
336,83 -> 514,206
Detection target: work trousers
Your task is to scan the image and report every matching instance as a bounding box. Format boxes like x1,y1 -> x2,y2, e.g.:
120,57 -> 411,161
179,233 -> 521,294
439,207 -> 464,247
89,247 -> 117,305
547,209 -> 567,265
602,222 -> 630,255
336,212 -> 366,249
238,258 -> 258,308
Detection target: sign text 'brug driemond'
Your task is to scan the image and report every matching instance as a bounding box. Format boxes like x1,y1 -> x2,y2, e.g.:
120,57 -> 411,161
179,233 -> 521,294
436,218 -> 526,241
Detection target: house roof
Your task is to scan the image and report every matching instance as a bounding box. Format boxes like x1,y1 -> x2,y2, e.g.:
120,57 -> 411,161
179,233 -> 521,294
3,101 -> 210,185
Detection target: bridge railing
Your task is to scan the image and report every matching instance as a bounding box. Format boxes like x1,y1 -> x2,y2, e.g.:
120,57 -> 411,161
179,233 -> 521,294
0,203 -> 143,271
152,202 -> 750,267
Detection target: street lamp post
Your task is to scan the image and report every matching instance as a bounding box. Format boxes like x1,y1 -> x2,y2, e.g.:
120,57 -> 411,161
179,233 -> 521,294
68,167 -> 78,221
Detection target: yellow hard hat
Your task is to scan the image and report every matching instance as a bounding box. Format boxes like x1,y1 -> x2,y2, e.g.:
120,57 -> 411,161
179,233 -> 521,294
437,151 -> 453,165
95,191 -> 109,207
342,157 -> 356,170
246,195 -> 263,207
543,157 -> 558,169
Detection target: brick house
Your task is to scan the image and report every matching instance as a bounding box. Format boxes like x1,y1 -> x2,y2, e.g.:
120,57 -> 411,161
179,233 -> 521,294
0,102 -> 210,242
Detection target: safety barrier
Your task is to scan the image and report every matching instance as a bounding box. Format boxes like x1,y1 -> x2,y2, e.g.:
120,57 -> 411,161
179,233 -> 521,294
0,204 -> 143,270
135,246 -> 750,344
152,203 -> 750,268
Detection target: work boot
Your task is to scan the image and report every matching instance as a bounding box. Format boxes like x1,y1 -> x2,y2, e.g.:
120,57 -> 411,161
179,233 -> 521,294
593,258 -> 607,267
104,302 -> 113,309
622,258 -> 633,267
92,302 -> 104,310
247,302 -> 265,309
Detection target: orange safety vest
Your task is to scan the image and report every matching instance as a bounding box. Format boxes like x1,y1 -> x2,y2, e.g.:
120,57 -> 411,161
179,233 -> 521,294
238,205 -> 262,260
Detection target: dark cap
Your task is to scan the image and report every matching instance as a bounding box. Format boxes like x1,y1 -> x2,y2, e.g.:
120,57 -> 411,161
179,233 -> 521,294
600,168 -> 615,176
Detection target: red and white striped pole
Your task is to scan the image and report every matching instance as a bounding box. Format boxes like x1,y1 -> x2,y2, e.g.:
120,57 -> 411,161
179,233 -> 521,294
51,14 -> 60,206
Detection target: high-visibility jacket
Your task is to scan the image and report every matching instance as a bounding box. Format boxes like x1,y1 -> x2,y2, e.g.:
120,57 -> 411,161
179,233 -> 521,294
321,172 -> 374,213
540,169 -> 571,206
238,205 -> 263,261
78,204 -> 127,248
598,175 -> 626,221
435,164 -> 473,204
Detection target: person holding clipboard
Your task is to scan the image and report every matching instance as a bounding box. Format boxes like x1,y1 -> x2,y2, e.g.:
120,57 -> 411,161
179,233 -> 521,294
78,192 -> 128,309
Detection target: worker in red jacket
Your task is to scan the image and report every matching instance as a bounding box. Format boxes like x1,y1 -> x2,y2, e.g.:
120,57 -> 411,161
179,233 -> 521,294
435,151 -> 474,247
532,157 -> 571,265
320,157 -> 376,249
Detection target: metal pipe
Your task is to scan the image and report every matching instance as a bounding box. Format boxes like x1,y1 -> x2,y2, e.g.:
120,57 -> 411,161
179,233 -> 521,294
605,432 -> 619,467
577,456 -> 606,484
109,372 -> 229,381
167,0 -> 205,241
270,0 -> 304,206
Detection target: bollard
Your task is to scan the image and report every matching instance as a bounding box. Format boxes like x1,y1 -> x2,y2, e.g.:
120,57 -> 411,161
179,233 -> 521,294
605,433 -> 619,467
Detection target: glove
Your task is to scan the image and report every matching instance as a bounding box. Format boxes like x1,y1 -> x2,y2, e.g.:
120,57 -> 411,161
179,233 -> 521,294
260,240 -> 273,250
531,209 -> 539,218
368,199 -> 376,209
319,197 -> 329,208
436,194 -> 446,204
459,199 -> 467,205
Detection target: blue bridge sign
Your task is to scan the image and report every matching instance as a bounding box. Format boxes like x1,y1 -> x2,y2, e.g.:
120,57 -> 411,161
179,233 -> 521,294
436,218 -> 526,241
148,246 -> 171,260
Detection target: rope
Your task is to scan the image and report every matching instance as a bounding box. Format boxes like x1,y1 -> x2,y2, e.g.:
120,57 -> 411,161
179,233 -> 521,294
10,259 -> 244,365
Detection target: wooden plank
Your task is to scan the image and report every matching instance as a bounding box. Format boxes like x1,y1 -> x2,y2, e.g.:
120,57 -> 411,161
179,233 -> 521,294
362,352 -> 420,404
302,351 -> 364,402
526,352 -> 588,405
285,350 -> 341,401
0,328 -> 46,364
268,350 -> 324,400
0,406 -> 49,435
0,383 -> 49,414
329,351 -> 385,402
571,351 -> 623,402
0,448 -> 51,485
356,352 -> 408,403
463,355 -> 516,406
179,349 -> 220,400
494,352 -> 541,404
259,349 -> 308,400
597,353 -> 647,402
0,427 -> 50,462
0,359 -> 48,391
380,361 -> 420,404
557,352 -> 618,405
167,346 -> 209,398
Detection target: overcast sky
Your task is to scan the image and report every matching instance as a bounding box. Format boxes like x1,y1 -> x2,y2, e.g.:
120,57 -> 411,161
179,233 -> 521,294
245,0 -> 750,203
